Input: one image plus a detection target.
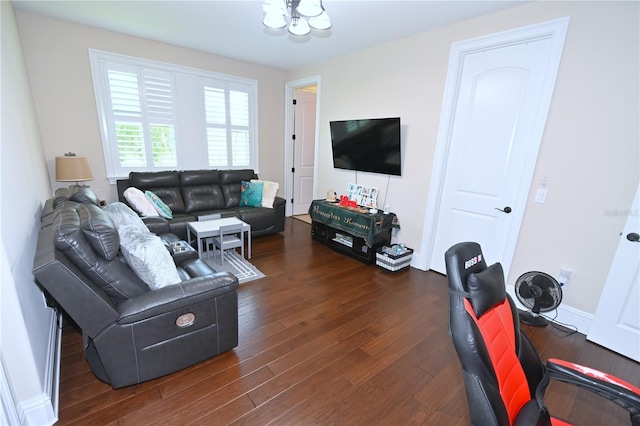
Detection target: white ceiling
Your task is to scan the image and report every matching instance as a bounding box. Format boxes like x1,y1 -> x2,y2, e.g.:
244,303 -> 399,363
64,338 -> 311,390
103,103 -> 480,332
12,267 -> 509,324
11,0 -> 531,70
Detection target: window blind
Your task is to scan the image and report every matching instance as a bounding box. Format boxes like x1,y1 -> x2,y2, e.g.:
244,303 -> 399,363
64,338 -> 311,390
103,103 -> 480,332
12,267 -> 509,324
203,82 -> 252,168
106,67 -> 177,169
89,49 -> 258,181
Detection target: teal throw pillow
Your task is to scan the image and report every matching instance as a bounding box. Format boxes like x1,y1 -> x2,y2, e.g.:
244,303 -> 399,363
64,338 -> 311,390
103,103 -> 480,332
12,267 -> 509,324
145,190 -> 173,219
240,180 -> 264,207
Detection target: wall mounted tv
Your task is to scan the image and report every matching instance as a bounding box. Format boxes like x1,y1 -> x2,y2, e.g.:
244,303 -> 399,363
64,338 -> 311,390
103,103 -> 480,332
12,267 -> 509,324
330,117 -> 401,176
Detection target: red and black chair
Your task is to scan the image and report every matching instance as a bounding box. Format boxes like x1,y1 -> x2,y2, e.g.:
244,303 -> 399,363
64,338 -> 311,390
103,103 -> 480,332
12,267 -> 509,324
445,241 -> 640,426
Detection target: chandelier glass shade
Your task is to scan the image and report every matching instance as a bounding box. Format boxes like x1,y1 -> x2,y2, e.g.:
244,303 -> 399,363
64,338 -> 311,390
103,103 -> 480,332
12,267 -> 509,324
263,0 -> 331,36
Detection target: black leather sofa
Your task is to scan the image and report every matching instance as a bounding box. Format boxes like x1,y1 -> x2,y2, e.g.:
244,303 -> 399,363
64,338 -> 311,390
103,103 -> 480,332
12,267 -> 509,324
116,169 -> 285,241
33,190 -> 239,388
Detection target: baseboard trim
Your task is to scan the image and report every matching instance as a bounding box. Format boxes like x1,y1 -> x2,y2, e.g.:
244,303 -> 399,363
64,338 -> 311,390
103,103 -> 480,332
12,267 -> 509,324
0,354 -> 20,425
19,309 -> 61,426
507,288 -> 593,335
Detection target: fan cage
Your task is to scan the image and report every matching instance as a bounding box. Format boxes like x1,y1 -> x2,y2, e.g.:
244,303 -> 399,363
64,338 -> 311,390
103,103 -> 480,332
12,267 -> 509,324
514,271 -> 562,313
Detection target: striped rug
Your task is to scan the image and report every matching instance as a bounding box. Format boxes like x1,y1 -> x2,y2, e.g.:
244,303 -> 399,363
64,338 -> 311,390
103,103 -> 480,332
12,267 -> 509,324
203,250 -> 265,284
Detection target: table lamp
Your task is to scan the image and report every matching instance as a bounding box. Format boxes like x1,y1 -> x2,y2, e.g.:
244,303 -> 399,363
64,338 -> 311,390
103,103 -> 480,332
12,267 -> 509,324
55,153 -> 94,187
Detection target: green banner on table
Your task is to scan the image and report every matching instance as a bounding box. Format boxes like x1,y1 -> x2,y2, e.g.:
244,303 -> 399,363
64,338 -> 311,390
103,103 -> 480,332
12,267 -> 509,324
308,200 -> 398,246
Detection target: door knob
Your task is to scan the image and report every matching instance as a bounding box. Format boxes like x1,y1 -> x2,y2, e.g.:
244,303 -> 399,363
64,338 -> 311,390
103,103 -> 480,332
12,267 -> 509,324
627,232 -> 640,242
495,206 -> 512,214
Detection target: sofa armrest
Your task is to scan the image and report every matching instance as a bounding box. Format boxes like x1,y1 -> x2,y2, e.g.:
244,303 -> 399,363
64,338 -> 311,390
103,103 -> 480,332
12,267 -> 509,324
117,272 -> 238,324
273,196 -> 286,233
116,178 -> 131,203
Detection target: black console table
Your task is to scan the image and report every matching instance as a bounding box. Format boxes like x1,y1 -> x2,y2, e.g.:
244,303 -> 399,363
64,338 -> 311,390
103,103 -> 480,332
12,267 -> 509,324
308,200 -> 398,264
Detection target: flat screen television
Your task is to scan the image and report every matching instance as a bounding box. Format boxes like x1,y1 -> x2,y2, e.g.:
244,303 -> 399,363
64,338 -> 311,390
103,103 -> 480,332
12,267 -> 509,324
329,117 -> 401,176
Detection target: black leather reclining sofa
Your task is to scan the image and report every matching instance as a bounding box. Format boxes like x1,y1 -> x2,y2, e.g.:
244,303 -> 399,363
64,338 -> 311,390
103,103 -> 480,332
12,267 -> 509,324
33,188 -> 239,388
116,169 -> 285,241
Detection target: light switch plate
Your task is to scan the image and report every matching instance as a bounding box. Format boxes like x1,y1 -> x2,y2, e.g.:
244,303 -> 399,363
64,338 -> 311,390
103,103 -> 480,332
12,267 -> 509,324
534,188 -> 547,204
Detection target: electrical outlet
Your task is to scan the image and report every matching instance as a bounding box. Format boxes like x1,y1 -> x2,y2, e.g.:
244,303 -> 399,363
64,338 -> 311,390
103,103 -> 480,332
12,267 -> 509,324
558,268 -> 572,287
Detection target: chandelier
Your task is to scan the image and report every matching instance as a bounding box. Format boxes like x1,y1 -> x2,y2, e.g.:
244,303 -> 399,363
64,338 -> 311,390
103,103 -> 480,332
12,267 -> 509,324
262,0 -> 331,36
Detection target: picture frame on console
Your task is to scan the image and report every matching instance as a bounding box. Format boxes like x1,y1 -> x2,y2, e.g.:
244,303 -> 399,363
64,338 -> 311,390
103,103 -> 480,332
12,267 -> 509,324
347,183 -> 378,209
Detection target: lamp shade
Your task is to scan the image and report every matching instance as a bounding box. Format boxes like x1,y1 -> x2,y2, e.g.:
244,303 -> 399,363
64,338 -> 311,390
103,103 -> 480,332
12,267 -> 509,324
55,156 -> 94,182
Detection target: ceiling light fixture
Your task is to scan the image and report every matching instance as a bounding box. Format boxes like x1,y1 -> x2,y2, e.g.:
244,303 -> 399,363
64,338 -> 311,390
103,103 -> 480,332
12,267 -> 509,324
263,0 -> 331,36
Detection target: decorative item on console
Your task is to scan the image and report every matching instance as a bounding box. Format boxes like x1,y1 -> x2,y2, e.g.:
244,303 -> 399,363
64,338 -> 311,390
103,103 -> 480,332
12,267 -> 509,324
339,195 -> 358,208
346,183 -> 378,208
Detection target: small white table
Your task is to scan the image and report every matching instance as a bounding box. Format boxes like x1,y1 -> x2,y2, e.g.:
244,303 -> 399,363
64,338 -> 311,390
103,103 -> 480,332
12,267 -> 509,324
187,217 -> 251,260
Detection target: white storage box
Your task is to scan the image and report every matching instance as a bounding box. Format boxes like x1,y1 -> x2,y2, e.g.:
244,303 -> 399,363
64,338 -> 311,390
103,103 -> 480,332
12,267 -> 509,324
376,247 -> 413,272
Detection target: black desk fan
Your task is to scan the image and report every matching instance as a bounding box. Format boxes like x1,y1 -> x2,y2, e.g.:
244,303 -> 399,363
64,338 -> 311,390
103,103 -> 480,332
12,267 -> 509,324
515,271 -> 563,327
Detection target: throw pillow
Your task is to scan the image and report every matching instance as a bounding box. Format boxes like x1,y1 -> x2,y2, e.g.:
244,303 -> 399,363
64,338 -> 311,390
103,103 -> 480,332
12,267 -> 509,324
240,180 -> 264,207
145,190 -> 173,219
251,179 -> 279,209
119,225 -> 181,290
103,202 -> 149,233
124,187 -> 158,217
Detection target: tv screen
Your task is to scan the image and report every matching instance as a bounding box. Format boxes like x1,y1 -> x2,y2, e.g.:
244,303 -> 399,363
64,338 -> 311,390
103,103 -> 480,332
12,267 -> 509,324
330,117 -> 401,176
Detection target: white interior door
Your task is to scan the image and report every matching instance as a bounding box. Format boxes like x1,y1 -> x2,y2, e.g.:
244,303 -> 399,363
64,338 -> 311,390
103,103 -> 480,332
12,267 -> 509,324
427,19 -> 569,275
587,184 -> 640,362
292,87 -> 317,215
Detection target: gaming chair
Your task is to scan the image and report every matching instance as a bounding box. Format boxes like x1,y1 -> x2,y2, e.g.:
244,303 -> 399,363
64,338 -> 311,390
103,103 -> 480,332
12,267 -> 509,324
445,242 -> 640,426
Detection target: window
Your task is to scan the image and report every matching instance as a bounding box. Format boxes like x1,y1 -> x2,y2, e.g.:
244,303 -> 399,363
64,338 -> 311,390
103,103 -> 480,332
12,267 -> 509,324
89,50 -> 258,181
107,67 -> 178,169
202,80 -> 253,168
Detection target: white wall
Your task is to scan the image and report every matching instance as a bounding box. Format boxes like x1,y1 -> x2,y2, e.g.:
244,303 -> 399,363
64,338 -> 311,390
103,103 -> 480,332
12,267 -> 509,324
15,10 -> 287,204
1,2 -> 59,424
287,1 -> 639,315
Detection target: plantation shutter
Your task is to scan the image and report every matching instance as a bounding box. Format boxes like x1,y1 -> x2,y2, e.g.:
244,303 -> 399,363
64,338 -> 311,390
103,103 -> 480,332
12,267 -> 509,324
203,81 -> 252,168
106,65 -> 178,170
90,50 -> 258,180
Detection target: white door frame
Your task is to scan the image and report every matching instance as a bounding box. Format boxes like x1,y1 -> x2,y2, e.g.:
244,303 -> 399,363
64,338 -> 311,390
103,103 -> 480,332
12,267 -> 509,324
417,18 -> 569,275
284,75 -> 322,217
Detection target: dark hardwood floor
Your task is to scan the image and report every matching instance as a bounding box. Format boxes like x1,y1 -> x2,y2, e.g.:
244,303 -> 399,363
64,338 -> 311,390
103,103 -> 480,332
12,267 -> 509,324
57,217 -> 639,425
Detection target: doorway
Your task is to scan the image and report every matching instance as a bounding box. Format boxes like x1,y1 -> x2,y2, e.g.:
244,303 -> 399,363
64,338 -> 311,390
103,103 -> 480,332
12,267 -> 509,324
284,76 -> 322,217
419,18 -> 569,276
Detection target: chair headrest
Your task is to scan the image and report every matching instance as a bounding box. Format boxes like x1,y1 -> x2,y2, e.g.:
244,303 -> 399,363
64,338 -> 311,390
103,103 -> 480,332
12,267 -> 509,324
445,242 -> 507,318
445,242 -> 487,291
54,201 -> 120,261
54,186 -> 100,208
467,263 -> 507,318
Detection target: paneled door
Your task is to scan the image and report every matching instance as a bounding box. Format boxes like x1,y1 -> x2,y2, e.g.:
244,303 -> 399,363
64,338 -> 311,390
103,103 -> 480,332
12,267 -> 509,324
292,87 -> 317,215
427,19 -> 569,276
587,184 -> 640,362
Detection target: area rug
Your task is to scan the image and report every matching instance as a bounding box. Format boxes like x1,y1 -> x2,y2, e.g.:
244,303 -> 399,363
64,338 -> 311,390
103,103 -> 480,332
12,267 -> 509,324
203,250 -> 265,284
